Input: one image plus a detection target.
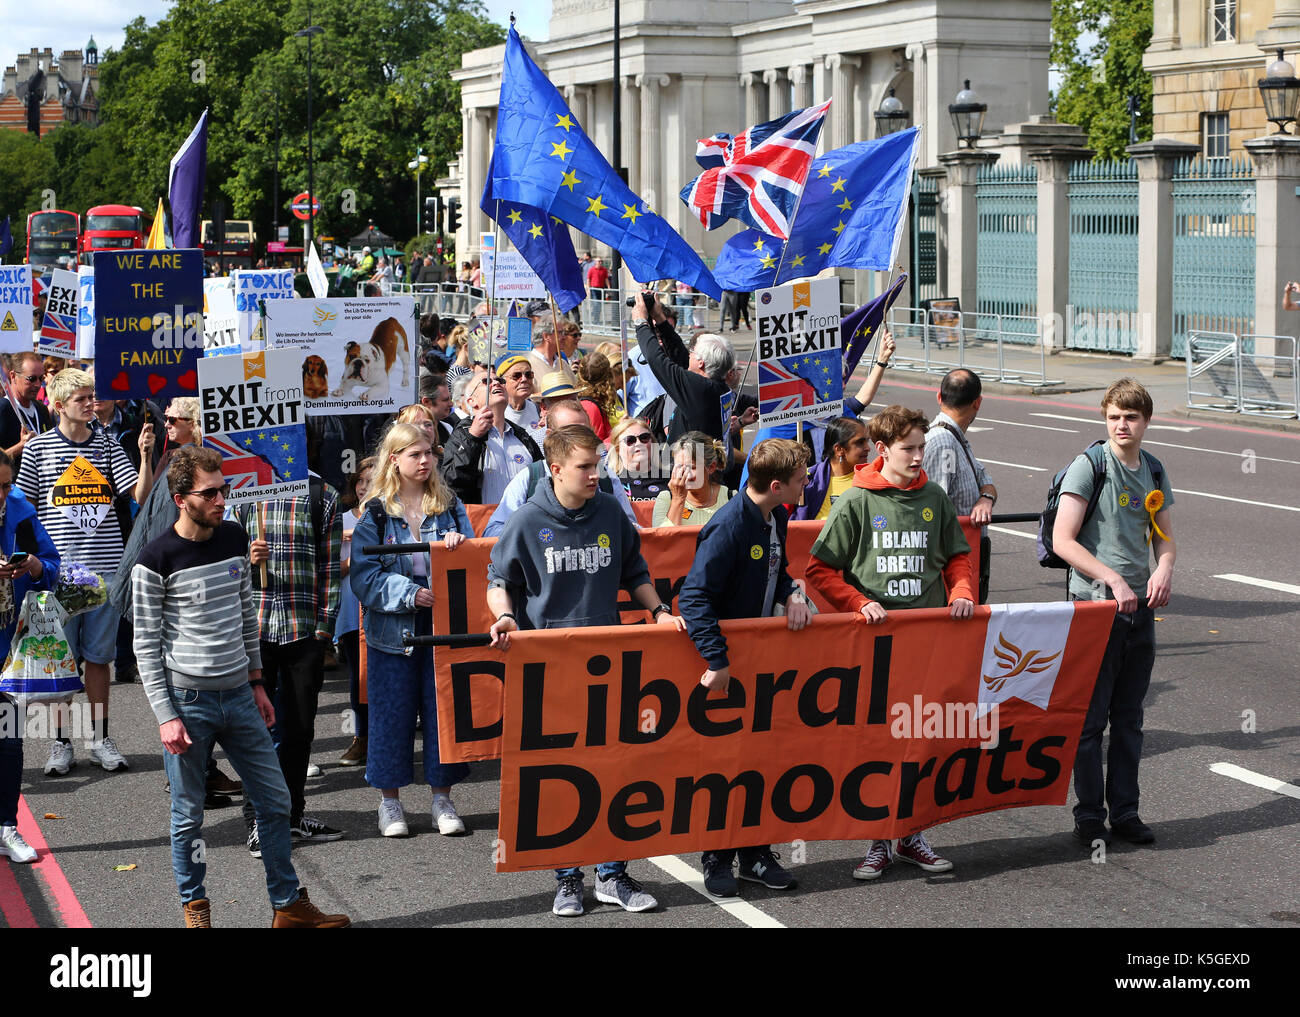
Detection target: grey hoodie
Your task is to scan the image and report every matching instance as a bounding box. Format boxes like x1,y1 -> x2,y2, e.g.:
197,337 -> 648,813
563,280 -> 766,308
487,476 -> 651,630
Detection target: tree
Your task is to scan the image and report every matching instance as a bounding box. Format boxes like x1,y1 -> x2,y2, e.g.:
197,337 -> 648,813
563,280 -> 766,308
1051,0 -> 1153,160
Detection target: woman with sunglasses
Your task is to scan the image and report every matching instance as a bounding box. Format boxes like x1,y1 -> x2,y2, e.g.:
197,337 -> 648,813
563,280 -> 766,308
349,423 -> 472,839
606,417 -> 668,501
652,431 -> 733,527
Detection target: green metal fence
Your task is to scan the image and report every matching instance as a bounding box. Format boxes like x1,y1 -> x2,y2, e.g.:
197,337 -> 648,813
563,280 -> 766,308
911,174 -> 940,307
1172,156 -> 1255,357
975,163 -> 1037,331
1067,159 -> 1140,352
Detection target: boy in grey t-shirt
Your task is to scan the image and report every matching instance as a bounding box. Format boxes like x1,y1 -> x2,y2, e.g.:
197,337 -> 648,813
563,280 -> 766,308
1052,379 -> 1175,848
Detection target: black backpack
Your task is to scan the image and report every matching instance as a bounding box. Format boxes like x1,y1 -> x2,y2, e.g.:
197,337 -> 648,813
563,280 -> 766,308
1037,440 -> 1164,569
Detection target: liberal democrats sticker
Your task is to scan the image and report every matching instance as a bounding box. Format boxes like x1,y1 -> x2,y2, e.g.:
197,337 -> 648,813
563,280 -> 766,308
922,507 -> 934,522
750,544 -> 763,560
597,533 -> 610,549
872,514 -> 889,530
228,563 -> 241,577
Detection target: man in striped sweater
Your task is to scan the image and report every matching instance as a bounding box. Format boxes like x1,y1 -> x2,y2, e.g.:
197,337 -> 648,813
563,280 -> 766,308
132,446 -> 349,929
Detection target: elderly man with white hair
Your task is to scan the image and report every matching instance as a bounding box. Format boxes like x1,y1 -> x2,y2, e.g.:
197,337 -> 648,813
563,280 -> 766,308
526,311 -> 579,390
630,295 -> 738,445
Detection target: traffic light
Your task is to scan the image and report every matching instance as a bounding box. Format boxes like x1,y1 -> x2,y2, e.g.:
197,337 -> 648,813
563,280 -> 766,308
445,198 -> 461,236
424,196 -> 439,235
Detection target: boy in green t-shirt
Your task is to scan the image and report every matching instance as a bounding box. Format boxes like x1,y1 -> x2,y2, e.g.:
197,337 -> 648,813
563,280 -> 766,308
806,405 -> 976,881
1052,379 -> 1175,848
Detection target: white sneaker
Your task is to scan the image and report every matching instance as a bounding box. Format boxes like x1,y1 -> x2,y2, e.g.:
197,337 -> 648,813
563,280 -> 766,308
306,762 -> 322,777
89,736 -> 128,771
0,824 -> 36,863
378,798 -> 409,838
432,794 -> 465,835
44,740 -> 74,776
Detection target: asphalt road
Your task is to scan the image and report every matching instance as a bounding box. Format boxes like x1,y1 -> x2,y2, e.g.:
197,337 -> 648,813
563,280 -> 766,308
5,378 -> 1298,935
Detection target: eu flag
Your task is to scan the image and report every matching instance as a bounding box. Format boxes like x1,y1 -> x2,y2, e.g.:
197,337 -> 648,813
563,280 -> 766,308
712,128 -> 920,291
840,271 -> 908,380
481,188 -> 587,312
484,25 -> 721,298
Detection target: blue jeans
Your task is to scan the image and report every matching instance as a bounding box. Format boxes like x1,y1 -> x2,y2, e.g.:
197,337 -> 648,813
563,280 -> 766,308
365,613 -> 469,790
161,684 -> 299,909
1072,600 -> 1156,824
556,861 -> 625,881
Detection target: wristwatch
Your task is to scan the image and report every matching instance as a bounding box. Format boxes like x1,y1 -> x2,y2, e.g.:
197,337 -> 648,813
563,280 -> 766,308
874,360 -> 891,369
650,603 -> 671,620
978,492 -> 997,507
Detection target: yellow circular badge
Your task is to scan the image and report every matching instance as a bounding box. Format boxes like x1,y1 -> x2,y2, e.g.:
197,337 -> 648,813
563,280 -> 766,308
1118,493 -> 1130,508
750,544 -> 763,560
597,533 -> 610,548
921,507 -> 934,522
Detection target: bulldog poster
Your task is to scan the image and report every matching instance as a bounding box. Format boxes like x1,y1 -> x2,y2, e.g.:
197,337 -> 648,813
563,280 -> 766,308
262,297 -> 417,415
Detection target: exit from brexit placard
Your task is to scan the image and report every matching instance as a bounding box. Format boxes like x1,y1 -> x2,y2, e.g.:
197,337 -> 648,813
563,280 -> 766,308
94,249 -> 203,402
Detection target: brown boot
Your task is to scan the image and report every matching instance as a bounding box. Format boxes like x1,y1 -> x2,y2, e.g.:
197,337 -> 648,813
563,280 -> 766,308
338,737 -> 367,767
183,899 -> 212,927
272,888 -> 351,928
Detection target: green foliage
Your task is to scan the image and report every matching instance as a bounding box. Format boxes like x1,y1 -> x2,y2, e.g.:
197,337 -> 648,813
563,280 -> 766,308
0,0 -> 502,257
1051,0 -> 1153,160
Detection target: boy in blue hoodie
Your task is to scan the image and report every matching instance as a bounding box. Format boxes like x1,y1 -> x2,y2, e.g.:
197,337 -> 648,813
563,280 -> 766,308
487,424 -> 685,918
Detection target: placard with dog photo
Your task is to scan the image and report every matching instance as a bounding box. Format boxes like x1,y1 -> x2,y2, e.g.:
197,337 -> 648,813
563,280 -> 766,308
263,297 -> 418,415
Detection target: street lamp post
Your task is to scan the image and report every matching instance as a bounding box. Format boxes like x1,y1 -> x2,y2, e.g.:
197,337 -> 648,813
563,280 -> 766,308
408,146 -> 429,240
294,5 -> 323,250
1259,50 -> 1300,134
262,88 -> 281,246
948,80 -> 988,149
874,87 -> 909,137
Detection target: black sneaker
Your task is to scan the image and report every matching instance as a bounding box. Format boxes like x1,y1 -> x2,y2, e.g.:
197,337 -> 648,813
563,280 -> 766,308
113,661 -> 140,684
204,791 -> 233,810
246,824 -> 261,858
290,816 -> 345,842
1110,815 -> 1155,844
738,847 -> 797,890
702,852 -> 738,898
1073,818 -> 1111,846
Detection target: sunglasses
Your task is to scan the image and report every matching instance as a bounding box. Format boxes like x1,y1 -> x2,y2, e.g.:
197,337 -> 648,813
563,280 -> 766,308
622,433 -> 653,447
183,483 -> 231,501
17,374 -> 41,384
506,370 -> 534,381
165,415 -> 192,425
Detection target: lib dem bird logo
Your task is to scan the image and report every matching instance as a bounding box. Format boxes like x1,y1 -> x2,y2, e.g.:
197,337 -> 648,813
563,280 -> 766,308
312,306 -> 338,329
982,633 -> 1062,694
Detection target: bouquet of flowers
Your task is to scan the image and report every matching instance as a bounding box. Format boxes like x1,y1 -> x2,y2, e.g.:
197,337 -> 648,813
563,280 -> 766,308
54,562 -> 108,617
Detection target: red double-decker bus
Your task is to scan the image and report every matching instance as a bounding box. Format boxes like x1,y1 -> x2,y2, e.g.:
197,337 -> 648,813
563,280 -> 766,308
81,204 -> 146,262
26,209 -> 80,270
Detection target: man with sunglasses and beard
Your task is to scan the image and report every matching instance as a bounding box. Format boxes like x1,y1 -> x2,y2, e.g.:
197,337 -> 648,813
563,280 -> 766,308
133,447 -> 350,928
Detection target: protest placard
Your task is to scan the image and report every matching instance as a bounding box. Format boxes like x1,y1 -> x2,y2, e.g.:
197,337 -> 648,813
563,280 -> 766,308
36,268 -> 78,358
202,277 -> 240,355
490,601 -> 1114,871
199,348 -> 308,505
263,297 -> 417,415
232,268 -> 295,349
76,267 -> 95,359
306,243 -> 328,299
506,316 -> 532,352
0,265 -> 33,355
756,277 -> 843,427
92,249 -> 203,402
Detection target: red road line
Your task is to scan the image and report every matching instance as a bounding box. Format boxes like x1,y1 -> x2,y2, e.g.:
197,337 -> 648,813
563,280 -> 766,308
16,796 -> 92,928
0,848 -> 37,928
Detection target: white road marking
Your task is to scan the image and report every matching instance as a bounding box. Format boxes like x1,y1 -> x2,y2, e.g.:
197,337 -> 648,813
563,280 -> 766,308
1171,488 -> 1300,512
1142,439 -> 1300,467
1210,763 -> 1300,801
979,417 -> 1078,433
988,525 -> 1037,540
647,855 -> 786,929
1213,573 -> 1300,596
967,426 -> 994,433
1030,412 -> 1198,432
980,458 -> 1048,472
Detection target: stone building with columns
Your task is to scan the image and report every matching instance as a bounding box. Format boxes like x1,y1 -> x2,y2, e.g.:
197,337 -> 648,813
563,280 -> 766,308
451,0 -> 1050,284
1145,1 -> 1300,156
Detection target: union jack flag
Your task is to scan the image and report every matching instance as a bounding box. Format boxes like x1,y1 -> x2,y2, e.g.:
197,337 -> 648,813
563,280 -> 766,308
758,349 -> 841,417
38,310 -> 77,355
679,100 -> 832,240
204,434 -> 278,492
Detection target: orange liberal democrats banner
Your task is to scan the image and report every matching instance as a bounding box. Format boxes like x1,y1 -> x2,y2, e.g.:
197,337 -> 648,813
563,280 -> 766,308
431,519 -> 981,763
492,600 -> 1116,872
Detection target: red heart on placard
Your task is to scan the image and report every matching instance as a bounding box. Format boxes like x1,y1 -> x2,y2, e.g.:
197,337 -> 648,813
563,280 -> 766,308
178,369 -> 198,390
147,374 -> 168,395
110,372 -> 131,392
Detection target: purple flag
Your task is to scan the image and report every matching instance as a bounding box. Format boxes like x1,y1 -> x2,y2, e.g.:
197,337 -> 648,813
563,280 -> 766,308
840,272 -> 908,382
167,108 -> 209,250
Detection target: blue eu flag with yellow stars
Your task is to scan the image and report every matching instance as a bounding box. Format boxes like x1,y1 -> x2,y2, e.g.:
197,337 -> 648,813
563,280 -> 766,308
713,128 -> 920,291
481,178 -> 587,312
484,25 -> 721,299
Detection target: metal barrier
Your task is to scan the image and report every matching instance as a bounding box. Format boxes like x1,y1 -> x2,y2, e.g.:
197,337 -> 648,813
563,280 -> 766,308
885,305 -> 1061,387
1185,329 -> 1299,418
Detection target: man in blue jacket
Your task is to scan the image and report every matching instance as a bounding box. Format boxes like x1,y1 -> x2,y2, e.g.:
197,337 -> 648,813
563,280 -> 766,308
678,437 -> 813,897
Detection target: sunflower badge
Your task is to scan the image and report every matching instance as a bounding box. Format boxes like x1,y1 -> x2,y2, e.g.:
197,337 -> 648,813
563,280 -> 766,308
1143,490 -> 1169,545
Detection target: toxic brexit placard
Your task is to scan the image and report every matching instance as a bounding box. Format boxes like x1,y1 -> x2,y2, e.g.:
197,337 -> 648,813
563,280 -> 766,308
0,265 -> 33,355
199,349 -> 308,505
264,297 -> 417,415
93,249 -> 204,403
232,268 -> 295,350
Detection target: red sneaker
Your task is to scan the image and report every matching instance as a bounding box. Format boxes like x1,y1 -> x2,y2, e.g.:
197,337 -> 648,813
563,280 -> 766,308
895,831 -> 953,872
852,840 -> 893,880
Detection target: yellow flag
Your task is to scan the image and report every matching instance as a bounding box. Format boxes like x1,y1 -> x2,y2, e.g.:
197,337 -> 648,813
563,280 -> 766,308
144,198 -> 166,249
